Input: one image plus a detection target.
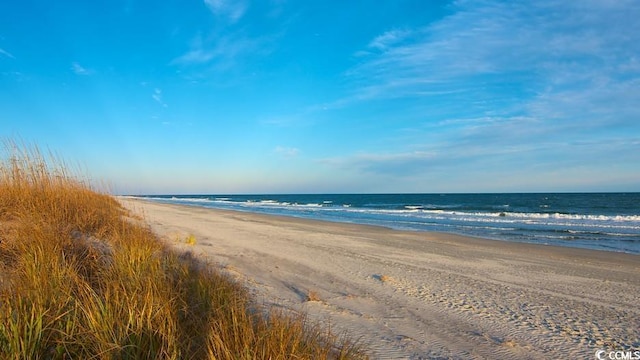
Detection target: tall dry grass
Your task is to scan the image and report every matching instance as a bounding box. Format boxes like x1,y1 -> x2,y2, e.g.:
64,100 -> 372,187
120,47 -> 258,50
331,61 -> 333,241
0,142 -> 366,359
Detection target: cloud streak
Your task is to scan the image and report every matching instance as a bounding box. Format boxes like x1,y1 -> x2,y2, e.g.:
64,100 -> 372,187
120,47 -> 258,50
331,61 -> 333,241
203,0 -> 247,23
172,1 -> 287,77
321,134 -> 640,186
172,32 -> 267,69
71,62 -> 92,75
326,0 -> 640,184
0,48 -> 15,59
274,146 -> 300,158
152,88 -> 168,107
348,0 -> 640,126
367,29 -> 411,51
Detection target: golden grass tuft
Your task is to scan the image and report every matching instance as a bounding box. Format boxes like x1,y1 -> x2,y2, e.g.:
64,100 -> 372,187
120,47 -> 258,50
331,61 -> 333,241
0,141 -> 367,359
373,274 -> 392,283
185,234 -> 197,245
306,290 -> 322,302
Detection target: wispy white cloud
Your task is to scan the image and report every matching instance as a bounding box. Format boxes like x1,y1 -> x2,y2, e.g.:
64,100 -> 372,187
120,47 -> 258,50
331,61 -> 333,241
260,115 -> 303,127
173,32 -> 255,67
320,133 -> 640,187
368,29 -> 411,50
152,88 -> 168,107
274,146 -> 300,158
170,0 -> 293,82
172,29 -> 276,74
204,0 -> 247,23
321,151 -> 439,175
173,1 -> 287,75
329,0 -> 640,185
0,48 -> 15,59
348,0 -> 640,130
172,34 -> 210,65
71,62 -> 92,75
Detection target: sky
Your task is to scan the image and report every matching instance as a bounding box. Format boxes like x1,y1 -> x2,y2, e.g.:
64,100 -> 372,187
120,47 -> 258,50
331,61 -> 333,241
1,0 -> 639,194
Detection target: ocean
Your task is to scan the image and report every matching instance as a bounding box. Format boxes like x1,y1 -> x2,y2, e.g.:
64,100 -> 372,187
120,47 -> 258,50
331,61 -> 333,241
138,193 -> 640,254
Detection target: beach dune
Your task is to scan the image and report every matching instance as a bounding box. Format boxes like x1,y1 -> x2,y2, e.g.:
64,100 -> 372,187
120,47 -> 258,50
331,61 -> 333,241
121,198 -> 639,359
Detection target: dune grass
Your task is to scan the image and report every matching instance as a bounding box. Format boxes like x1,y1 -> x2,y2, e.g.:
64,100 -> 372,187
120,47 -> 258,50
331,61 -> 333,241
0,143 -> 366,359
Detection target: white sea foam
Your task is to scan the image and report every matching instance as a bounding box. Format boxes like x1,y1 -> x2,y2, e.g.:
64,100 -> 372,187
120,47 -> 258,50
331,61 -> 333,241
195,199 -> 640,228
146,196 -> 214,203
258,200 -> 278,204
413,209 -> 640,223
303,203 -> 322,207
143,195 -> 640,253
502,212 -> 640,221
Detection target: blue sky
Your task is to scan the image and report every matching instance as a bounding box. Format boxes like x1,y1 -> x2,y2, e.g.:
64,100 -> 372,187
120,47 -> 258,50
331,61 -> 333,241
1,0 -> 639,194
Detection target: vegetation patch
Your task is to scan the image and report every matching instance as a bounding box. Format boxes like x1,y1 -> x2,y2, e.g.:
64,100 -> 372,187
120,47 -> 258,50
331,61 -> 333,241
373,274 -> 392,283
185,234 -> 197,245
0,142 -> 366,359
306,290 -> 322,302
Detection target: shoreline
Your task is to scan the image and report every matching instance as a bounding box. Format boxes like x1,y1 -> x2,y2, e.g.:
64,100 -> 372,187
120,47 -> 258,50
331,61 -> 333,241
125,193 -> 640,255
120,197 -> 640,359
135,197 -> 640,258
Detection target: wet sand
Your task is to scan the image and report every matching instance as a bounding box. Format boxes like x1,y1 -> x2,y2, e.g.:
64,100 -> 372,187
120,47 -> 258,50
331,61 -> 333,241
120,198 -> 640,359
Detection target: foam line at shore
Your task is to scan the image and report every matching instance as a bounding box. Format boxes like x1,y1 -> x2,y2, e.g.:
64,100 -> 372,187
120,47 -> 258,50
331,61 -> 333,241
125,194 -> 640,254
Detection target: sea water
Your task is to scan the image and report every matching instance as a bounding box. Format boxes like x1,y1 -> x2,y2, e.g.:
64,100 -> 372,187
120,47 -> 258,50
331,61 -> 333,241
138,193 -> 640,254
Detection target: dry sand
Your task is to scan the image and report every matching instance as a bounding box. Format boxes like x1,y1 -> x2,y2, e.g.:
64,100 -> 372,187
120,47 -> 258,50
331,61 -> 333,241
120,198 -> 640,359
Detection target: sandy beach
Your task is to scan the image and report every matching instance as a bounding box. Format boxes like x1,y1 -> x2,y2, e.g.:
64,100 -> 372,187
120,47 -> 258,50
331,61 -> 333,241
120,198 -> 640,359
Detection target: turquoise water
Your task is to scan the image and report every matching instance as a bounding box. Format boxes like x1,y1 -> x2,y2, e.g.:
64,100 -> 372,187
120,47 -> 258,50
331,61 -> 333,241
139,193 -> 640,254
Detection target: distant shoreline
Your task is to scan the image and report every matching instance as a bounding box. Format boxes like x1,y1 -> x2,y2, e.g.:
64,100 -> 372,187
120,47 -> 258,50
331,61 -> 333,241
124,193 -> 640,255
122,195 -> 640,257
